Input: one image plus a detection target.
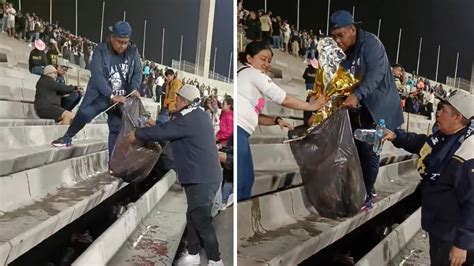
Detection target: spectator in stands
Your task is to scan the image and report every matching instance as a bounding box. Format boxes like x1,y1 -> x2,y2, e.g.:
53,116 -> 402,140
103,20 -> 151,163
392,64 -> 405,95
271,17 -> 281,49
46,41 -> 59,66
51,21 -> 142,154
329,10 -> 404,210
219,134 -> 233,210
5,3 -> 15,37
245,10 -> 261,41
34,65 -> 79,125
139,78 -> 148,97
303,58 -> 317,91
0,4 -> 5,33
260,11 -> 272,45
282,20 -> 290,53
143,62 -> 150,78
29,39 -> 48,75
154,71 -> 165,104
127,85 -> 224,266
216,97 -> 234,145
163,69 -> 183,113
383,90 -> 474,266
237,41 -> 328,201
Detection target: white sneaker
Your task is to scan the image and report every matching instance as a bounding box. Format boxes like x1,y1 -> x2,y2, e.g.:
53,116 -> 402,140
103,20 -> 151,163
225,194 -> 234,208
208,259 -> 224,266
175,251 -> 200,266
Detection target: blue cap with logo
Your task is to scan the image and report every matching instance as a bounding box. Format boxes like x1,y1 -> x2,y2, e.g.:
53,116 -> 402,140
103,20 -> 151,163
330,10 -> 361,31
109,21 -> 132,38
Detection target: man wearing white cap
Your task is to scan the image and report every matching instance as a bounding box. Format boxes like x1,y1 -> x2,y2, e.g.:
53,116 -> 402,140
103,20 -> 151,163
383,90 -> 474,266
127,85 -> 224,266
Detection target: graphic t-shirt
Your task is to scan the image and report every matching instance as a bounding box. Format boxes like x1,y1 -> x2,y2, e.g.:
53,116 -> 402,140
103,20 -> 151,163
109,54 -> 130,96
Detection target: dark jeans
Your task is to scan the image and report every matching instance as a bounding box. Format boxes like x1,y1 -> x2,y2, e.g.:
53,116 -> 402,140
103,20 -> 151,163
183,182 -> 221,261
429,234 -> 474,266
61,91 -> 82,111
237,126 -> 253,201
349,108 -> 379,195
65,98 -> 122,158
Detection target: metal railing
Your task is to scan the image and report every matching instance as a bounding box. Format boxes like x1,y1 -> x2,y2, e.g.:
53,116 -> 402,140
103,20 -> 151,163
171,60 -> 233,83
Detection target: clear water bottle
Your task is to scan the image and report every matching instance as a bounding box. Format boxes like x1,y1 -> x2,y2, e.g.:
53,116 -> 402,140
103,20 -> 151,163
354,129 -> 376,144
373,119 -> 386,154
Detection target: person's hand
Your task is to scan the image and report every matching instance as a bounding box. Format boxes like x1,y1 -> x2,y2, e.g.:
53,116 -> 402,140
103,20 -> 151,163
276,118 -> 294,130
145,118 -> 156,126
127,130 -> 137,144
382,128 -> 397,142
342,94 -> 359,109
132,90 -> 141,98
111,95 -> 126,104
449,246 -> 467,266
308,96 -> 329,111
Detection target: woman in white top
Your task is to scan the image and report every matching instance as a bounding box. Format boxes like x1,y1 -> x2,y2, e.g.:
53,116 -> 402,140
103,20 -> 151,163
237,41 -> 328,201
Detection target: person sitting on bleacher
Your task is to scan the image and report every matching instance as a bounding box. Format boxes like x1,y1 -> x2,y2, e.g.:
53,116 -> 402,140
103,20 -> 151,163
51,21 -> 141,152
56,64 -> 83,112
29,39 -> 48,75
34,65 -> 80,125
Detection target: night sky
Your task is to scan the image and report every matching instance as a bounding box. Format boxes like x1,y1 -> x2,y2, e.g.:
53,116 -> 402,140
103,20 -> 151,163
243,0 -> 474,84
10,0 -> 234,80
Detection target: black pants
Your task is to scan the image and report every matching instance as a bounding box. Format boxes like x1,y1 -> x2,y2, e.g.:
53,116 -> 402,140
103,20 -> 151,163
430,234 -> 474,266
349,108 -> 379,195
183,182 -> 221,261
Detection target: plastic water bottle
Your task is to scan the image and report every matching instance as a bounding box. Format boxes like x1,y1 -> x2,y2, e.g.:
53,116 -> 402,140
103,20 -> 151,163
373,119 -> 386,154
354,129 -> 376,144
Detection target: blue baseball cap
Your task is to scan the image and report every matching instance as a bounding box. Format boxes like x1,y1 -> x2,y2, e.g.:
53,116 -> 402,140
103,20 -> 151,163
330,10 -> 361,31
109,21 -> 132,38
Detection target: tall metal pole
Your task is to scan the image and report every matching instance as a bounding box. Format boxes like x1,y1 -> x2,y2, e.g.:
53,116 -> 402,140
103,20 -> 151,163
179,35 -> 183,70
123,11 -> 126,21
142,20 -> 147,57
212,47 -> 217,78
416,37 -> 422,75
377,19 -> 381,38
326,0 -> 331,35
352,6 -> 355,18
396,28 -> 402,64
264,0 -> 267,13
50,0 -> 52,24
454,52 -> 459,85
100,1 -> 105,42
297,0 -> 300,31
18,0 -> 21,11
161,28 -> 165,65
196,42 -> 201,75
435,45 -> 440,82
227,52 -> 233,82
75,0 -> 78,35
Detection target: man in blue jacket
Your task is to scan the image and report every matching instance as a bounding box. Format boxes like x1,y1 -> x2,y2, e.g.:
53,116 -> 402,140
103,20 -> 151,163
383,89 -> 474,266
51,21 -> 142,159
329,10 -> 404,209
127,85 -> 223,266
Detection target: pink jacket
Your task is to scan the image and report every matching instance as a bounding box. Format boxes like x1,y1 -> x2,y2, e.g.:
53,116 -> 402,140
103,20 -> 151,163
216,110 -> 234,144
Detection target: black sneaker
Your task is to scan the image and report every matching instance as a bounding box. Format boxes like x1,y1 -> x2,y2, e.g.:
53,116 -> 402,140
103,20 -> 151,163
51,136 -> 72,147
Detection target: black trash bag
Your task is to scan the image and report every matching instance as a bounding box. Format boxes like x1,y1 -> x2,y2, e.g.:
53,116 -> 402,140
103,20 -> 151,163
288,109 -> 366,219
109,97 -> 162,183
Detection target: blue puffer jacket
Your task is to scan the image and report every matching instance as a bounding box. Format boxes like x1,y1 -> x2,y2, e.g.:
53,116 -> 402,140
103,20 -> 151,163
81,40 -> 142,106
341,29 -> 404,130
393,127 -> 474,250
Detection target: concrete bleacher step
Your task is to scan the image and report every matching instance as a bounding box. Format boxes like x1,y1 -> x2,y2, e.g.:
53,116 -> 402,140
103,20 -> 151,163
73,171 -> 186,265
0,124 -> 108,176
237,158 -> 421,265
0,150 -> 126,265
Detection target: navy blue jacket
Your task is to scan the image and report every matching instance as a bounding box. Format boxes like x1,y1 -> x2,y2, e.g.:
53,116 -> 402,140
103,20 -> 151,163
393,128 -> 474,249
341,29 -> 404,130
135,107 -> 222,185
81,40 -> 142,107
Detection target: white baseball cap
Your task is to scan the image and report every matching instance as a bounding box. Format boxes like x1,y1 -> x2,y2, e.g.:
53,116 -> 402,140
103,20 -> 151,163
177,85 -> 201,102
445,89 -> 474,119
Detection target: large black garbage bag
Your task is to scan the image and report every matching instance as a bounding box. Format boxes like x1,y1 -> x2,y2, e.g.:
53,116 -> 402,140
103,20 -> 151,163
110,97 -> 162,183
288,109 -> 366,218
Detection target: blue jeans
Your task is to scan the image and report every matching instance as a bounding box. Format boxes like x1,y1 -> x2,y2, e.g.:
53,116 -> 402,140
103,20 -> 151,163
305,49 -> 316,59
222,181 -> 233,202
237,126 -> 253,201
31,66 -> 44,75
65,98 -> 122,159
157,107 -> 169,125
305,83 -> 314,90
272,36 -> 282,49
